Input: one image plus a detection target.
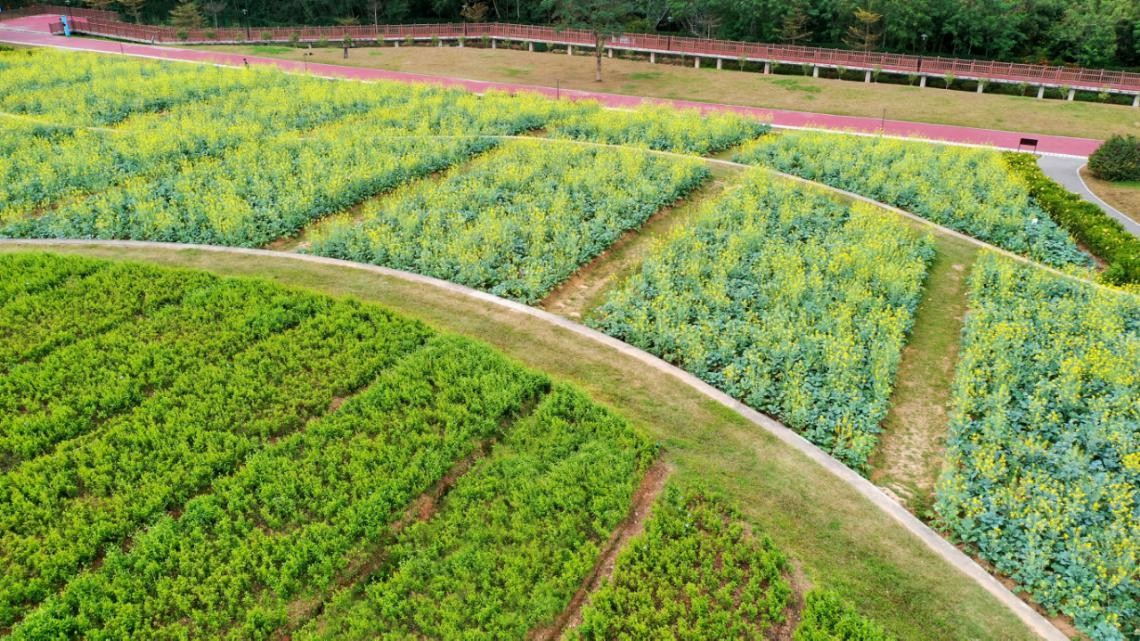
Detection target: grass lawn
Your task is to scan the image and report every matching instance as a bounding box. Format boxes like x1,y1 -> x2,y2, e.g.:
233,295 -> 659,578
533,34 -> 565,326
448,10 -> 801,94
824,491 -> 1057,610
196,43 -> 1140,141
1080,166 -> 1140,222
0,242 -> 1043,641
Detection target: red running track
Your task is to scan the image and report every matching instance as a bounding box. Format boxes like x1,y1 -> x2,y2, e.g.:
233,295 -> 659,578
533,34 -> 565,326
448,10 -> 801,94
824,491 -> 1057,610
1,14 -> 1103,157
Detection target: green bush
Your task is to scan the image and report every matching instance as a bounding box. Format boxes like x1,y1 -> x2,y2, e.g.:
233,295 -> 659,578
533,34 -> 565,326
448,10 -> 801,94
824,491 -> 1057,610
1088,134 -> 1140,181
794,590 -> 894,640
1004,152 -> 1140,284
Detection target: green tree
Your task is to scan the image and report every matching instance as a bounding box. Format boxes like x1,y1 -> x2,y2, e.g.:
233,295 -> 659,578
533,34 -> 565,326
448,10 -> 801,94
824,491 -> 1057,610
202,0 -> 226,29
118,0 -> 146,23
541,0 -> 637,81
843,7 -> 882,52
82,0 -> 115,11
780,0 -> 813,45
169,0 -> 205,29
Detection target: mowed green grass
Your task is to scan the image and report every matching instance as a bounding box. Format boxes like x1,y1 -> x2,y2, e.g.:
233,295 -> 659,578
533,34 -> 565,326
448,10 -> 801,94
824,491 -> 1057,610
197,43 -> 1140,140
0,243 -> 1040,641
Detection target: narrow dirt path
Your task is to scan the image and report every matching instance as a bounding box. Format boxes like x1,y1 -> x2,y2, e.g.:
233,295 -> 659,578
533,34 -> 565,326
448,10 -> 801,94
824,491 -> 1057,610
529,459 -> 671,641
771,560 -> 814,641
540,168 -> 738,320
870,236 -> 978,514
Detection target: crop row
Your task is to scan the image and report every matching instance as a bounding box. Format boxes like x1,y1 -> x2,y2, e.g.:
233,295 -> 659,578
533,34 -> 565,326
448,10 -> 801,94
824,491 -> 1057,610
1,49 -> 769,254
296,385 -> 655,639
0,259 -> 209,372
735,131 -> 1091,270
10,336 -> 548,640
569,485 -> 791,640
0,256 -> 434,626
1,76 -> 567,233
0,267 -> 333,468
936,255 -> 1138,640
591,170 -> 933,470
0,49 -> 263,126
549,103 -> 769,155
306,139 -> 710,303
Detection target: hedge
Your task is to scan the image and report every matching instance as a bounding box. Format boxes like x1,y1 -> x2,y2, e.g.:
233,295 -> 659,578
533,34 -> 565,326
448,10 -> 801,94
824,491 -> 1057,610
1003,152 -> 1140,285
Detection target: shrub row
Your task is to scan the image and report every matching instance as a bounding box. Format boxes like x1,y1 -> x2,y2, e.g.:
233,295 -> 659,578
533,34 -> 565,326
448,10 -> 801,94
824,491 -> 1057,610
1003,152 -> 1140,285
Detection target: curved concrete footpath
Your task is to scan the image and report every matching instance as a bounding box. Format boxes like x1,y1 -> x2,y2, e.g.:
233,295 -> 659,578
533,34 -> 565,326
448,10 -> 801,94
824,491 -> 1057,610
0,14 -> 1102,158
0,238 -> 1068,641
1037,155 -> 1140,238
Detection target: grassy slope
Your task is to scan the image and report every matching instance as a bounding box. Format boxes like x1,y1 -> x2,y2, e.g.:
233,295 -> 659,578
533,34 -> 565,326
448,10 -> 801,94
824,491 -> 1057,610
0,243 -> 1038,641
197,43 -> 1140,140
1079,166 -> 1140,223
870,235 -> 979,516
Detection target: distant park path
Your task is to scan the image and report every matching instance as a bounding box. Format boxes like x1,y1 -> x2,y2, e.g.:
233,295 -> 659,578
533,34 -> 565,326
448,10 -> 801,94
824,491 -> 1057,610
0,13 -> 1104,157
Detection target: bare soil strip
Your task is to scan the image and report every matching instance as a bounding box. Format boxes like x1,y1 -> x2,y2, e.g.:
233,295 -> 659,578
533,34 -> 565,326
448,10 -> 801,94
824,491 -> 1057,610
871,237 -> 977,515
771,560 -> 813,641
529,459 -> 672,641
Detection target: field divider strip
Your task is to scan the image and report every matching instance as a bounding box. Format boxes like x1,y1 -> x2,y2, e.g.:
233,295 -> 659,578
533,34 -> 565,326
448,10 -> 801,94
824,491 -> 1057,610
0,238 -> 1069,641
529,459 -> 671,641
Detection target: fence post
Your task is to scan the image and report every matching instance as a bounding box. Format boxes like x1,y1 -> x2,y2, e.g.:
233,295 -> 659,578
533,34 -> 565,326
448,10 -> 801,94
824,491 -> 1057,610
812,65 -> 818,78
1134,93 -> 1139,108
919,75 -> 927,87
716,58 -> 722,70
528,41 -> 533,52
694,57 -> 700,69
650,52 -> 656,63
1037,85 -> 1045,99
764,61 -> 770,74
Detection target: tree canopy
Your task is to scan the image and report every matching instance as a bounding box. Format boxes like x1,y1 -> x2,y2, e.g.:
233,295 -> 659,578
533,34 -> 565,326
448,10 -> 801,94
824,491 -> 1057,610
69,0 -> 1140,68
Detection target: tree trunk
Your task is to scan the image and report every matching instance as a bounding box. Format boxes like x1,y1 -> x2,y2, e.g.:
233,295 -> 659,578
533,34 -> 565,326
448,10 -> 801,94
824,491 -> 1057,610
595,34 -> 604,81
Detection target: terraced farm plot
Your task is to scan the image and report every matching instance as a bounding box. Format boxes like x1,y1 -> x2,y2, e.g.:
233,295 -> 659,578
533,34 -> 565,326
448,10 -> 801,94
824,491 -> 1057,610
735,131 -> 1092,270
936,254 -> 1139,638
0,253 -> 651,638
305,139 -> 710,302
591,169 -> 934,470
296,385 -> 654,640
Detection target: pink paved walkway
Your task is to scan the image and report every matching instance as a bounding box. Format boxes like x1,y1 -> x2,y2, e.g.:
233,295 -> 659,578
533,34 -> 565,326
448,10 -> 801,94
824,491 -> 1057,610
1,14 -> 1103,157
